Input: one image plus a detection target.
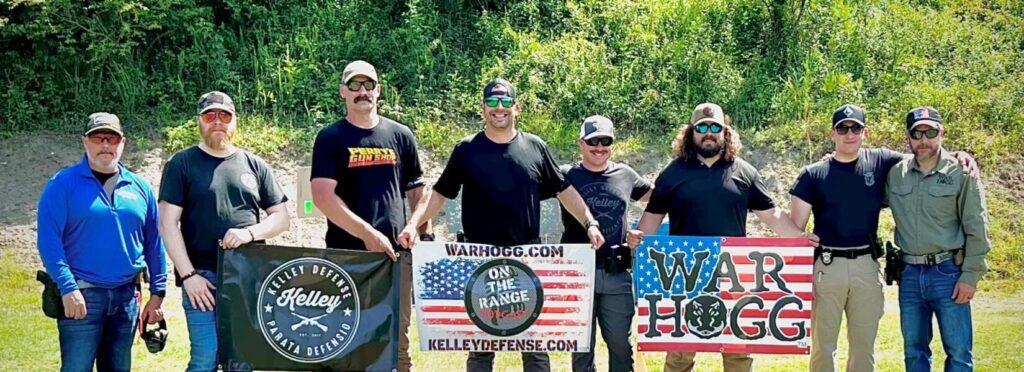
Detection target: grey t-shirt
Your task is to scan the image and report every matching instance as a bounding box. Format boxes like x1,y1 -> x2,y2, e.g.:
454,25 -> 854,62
159,146 -> 288,274
558,161 -> 652,256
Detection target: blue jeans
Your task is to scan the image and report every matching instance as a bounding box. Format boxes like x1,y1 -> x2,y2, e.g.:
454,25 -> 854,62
57,283 -> 139,372
182,270 -> 219,372
899,260 -> 974,372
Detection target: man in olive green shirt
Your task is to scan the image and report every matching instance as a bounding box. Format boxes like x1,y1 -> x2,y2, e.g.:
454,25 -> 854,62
885,106 -> 990,372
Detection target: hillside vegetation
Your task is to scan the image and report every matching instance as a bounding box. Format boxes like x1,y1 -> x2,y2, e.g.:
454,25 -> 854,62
1,0 -> 1021,282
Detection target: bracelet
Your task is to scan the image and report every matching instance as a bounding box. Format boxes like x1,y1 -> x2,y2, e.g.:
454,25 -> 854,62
246,228 -> 256,242
180,270 -> 199,282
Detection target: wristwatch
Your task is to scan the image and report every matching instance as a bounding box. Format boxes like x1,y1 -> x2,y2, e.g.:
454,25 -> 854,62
152,290 -> 166,298
420,233 -> 436,241
586,219 -> 600,229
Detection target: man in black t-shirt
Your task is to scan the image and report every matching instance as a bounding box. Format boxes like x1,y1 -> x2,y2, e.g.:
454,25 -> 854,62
559,115 -> 652,372
397,79 -> 605,372
159,91 -> 291,371
309,60 -> 429,372
788,104 -> 978,372
626,103 -> 815,372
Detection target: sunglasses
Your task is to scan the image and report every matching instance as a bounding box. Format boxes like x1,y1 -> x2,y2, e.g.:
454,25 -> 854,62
694,123 -> 723,134
346,80 -> 377,92
200,111 -> 234,124
584,137 -> 614,147
87,133 -> 123,145
484,97 -> 515,108
834,124 -> 864,135
909,129 -> 940,140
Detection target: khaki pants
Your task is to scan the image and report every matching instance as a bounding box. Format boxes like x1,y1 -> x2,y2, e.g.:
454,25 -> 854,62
664,352 -> 753,372
399,252 -> 413,372
809,255 -> 884,372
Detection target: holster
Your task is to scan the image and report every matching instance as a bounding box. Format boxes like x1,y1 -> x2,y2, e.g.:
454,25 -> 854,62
35,270 -> 64,319
600,252 -> 633,274
884,241 -> 904,286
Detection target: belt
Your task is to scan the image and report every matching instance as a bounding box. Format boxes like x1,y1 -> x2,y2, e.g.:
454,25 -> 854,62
903,251 -> 954,265
816,245 -> 873,265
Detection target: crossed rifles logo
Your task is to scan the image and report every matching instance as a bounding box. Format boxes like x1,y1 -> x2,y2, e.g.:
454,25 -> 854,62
290,303 -> 340,332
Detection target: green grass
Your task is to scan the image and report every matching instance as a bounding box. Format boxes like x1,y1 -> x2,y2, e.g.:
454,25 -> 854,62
2,251 -> 1021,371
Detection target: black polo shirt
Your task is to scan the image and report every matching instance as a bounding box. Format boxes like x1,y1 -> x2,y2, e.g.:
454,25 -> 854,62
789,148 -> 905,247
433,131 -> 569,246
645,157 -> 775,237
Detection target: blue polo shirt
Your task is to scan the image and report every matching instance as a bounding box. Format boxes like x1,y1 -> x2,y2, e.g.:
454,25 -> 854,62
37,155 -> 167,296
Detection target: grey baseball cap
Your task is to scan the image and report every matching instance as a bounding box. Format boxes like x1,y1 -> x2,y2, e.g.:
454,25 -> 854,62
84,112 -> 123,136
197,91 -> 236,115
579,115 -> 615,140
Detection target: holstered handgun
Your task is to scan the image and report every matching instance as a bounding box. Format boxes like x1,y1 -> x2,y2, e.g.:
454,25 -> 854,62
884,242 -> 904,286
36,270 -> 64,319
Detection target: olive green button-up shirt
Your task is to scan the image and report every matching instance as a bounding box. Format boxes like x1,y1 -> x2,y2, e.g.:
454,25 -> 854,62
885,149 -> 991,286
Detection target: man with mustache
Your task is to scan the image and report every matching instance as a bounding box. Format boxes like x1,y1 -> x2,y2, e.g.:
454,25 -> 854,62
37,112 -> 167,372
397,78 -> 605,372
886,106 -> 990,372
560,115 -> 652,372
788,104 -> 978,372
310,60 -> 429,372
625,103 -> 815,372
159,91 -> 291,371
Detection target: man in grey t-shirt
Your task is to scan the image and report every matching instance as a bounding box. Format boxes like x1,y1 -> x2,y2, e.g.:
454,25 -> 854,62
158,91 -> 291,371
560,115 -> 652,372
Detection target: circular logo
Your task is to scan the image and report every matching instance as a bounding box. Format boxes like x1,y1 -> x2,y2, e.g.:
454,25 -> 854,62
464,259 -> 544,336
240,173 -> 258,190
685,295 -> 727,339
257,257 -> 360,363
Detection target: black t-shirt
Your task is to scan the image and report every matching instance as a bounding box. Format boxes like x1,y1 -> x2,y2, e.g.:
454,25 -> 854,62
789,148 -> 905,247
310,118 -> 424,251
559,161 -> 652,258
645,157 -> 775,237
159,147 -> 288,272
433,131 -> 569,246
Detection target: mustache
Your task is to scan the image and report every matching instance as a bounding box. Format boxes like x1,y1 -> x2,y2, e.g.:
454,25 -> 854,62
355,95 -> 372,103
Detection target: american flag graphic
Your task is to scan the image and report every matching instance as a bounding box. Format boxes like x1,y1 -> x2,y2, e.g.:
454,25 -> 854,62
413,242 -> 595,352
634,235 -> 814,354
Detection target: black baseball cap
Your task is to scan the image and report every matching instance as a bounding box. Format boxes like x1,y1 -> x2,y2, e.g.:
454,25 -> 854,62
482,78 -> 517,100
84,112 -> 123,136
905,106 -> 942,131
831,104 -> 866,127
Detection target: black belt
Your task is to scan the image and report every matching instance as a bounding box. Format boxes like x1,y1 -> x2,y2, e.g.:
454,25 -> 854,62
815,246 -> 874,265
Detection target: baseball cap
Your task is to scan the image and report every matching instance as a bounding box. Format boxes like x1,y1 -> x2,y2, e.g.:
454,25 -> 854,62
197,91 -> 236,115
342,60 -> 379,84
906,106 -> 942,131
690,103 -> 725,126
482,78 -> 517,100
84,112 -> 123,136
832,104 -> 866,127
579,115 -> 615,140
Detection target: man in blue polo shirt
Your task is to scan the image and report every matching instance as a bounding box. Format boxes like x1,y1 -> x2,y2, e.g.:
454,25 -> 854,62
37,112 -> 168,372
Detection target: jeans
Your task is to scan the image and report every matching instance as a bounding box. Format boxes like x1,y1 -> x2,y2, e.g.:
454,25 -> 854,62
57,283 -> 139,372
571,292 -> 635,372
182,270 -> 219,372
899,260 -> 974,372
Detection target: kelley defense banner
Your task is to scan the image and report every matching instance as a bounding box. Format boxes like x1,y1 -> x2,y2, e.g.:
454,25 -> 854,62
217,244 -> 398,371
414,242 -> 595,353
634,235 -> 814,354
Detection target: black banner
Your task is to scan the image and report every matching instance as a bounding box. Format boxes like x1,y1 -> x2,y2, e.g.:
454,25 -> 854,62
217,244 -> 398,371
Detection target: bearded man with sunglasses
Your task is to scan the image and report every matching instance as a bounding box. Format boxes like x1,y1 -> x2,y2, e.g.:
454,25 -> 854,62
38,112 -> 167,371
788,104 -> 979,372
885,107 -> 990,372
559,115 -> 652,372
159,91 -> 291,371
397,78 -> 605,372
310,60 -> 429,372
626,103 -> 815,372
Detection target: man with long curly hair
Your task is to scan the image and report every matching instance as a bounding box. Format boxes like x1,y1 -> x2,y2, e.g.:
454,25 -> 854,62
626,102 -> 816,372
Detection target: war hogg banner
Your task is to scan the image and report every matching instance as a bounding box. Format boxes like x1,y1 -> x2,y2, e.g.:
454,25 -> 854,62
413,241 -> 595,353
217,244 -> 398,371
634,236 -> 814,354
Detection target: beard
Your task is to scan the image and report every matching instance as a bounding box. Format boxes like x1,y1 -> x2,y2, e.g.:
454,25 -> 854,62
200,125 -> 236,150
696,139 -> 724,158
912,142 -> 938,159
